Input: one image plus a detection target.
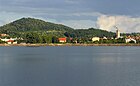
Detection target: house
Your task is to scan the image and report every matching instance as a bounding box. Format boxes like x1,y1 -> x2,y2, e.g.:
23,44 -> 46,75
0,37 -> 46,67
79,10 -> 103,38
7,40 -> 14,44
0,34 -> 9,37
1,38 -> 10,42
58,38 -> 67,43
13,41 -> 18,44
103,37 -> 107,40
0,38 -> 17,44
125,38 -> 136,43
92,37 -> 100,42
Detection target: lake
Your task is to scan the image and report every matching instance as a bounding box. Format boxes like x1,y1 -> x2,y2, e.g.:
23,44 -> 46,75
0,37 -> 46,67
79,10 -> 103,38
0,46 -> 140,86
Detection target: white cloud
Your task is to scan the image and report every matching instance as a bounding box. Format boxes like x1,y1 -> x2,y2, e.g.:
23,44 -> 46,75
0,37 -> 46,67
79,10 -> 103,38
97,15 -> 140,33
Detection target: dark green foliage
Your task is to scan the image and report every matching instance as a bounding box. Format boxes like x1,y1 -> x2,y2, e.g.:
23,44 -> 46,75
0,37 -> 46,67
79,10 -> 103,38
116,38 -> 125,43
24,32 -> 54,44
42,34 -> 52,43
98,38 -> 125,44
0,18 -> 74,35
25,32 -> 42,43
121,33 -> 140,37
66,37 -> 72,43
64,28 -> 115,38
129,40 -> 135,43
136,40 -> 140,44
0,40 -> 6,44
52,36 -> 59,43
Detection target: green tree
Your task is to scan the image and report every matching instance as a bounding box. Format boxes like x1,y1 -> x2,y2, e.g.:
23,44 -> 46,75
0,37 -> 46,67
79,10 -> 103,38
25,32 -> 43,43
116,38 -> 125,43
42,34 -> 52,43
52,36 -> 59,43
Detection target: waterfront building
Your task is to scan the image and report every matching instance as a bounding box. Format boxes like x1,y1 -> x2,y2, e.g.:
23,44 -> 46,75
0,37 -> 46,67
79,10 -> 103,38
0,38 -> 17,44
92,37 -> 100,42
58,38 -> 67,43
7,40 -> 14,44
125,38 -> 136,43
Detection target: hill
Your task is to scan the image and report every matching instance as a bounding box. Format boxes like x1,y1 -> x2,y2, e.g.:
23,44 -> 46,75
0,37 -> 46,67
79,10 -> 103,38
0,18 -> 74,36
0,17 -> 115,38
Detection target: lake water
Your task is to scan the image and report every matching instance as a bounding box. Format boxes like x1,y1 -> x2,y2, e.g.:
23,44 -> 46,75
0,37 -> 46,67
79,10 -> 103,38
0,46 -> 140,86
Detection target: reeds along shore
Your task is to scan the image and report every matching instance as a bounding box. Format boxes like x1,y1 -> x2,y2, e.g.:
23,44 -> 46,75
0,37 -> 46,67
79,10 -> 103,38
0,43 -> 140,46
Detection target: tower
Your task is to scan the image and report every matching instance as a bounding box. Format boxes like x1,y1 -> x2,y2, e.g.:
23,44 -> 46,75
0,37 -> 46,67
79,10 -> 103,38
114,16 -> 120,38
116,29 -> 120,38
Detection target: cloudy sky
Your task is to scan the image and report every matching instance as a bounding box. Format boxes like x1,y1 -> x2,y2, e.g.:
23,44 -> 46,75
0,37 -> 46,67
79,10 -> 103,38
0,0 -> 140,33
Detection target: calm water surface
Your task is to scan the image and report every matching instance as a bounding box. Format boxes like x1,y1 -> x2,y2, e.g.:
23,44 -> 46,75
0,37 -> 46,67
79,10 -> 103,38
0,46 -> 140,86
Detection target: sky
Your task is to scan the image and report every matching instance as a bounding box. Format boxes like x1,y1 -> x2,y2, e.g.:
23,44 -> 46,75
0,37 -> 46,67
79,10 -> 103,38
0,0 -> 140,33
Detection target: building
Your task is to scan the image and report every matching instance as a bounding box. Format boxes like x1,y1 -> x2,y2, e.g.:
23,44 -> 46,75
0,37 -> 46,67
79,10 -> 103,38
0,38 -> 17,44
125,38 -> 136,43
7,40 -> 14,44
58,38 -> 67,43
116,29 -> 120,38
103,37 -> 107,40
92,37 -> 100,42
1,38 -> 10,42
0,34 -> 9,37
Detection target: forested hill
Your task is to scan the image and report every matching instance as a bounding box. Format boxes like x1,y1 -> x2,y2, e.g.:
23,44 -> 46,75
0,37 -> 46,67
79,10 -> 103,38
0,17 -> 115,38
65,28 -> 115,38
0,17 -> 74,33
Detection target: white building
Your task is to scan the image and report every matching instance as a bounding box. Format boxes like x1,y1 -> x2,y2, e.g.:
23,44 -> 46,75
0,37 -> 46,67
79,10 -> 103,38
125,38 -> 136,43
1,38 -> 16,42
103,37 -> 107,40
92,37 -> 100,42
0,38 -> 17,44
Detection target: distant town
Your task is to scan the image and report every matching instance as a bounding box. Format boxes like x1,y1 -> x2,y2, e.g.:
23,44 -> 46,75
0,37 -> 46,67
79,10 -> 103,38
0,29 -> 139,45
0,18 -> 140,46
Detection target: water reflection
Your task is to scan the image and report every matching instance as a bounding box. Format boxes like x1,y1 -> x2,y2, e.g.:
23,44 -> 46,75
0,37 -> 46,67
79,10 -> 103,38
0,46 -> 140,86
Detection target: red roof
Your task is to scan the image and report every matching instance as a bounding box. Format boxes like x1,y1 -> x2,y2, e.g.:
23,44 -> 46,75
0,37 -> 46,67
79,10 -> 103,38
59,38 -> 67,41
7,40 -> 14,42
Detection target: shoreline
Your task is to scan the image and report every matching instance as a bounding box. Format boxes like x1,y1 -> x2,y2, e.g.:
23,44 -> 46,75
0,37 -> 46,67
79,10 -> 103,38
0,43 -> 140,46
